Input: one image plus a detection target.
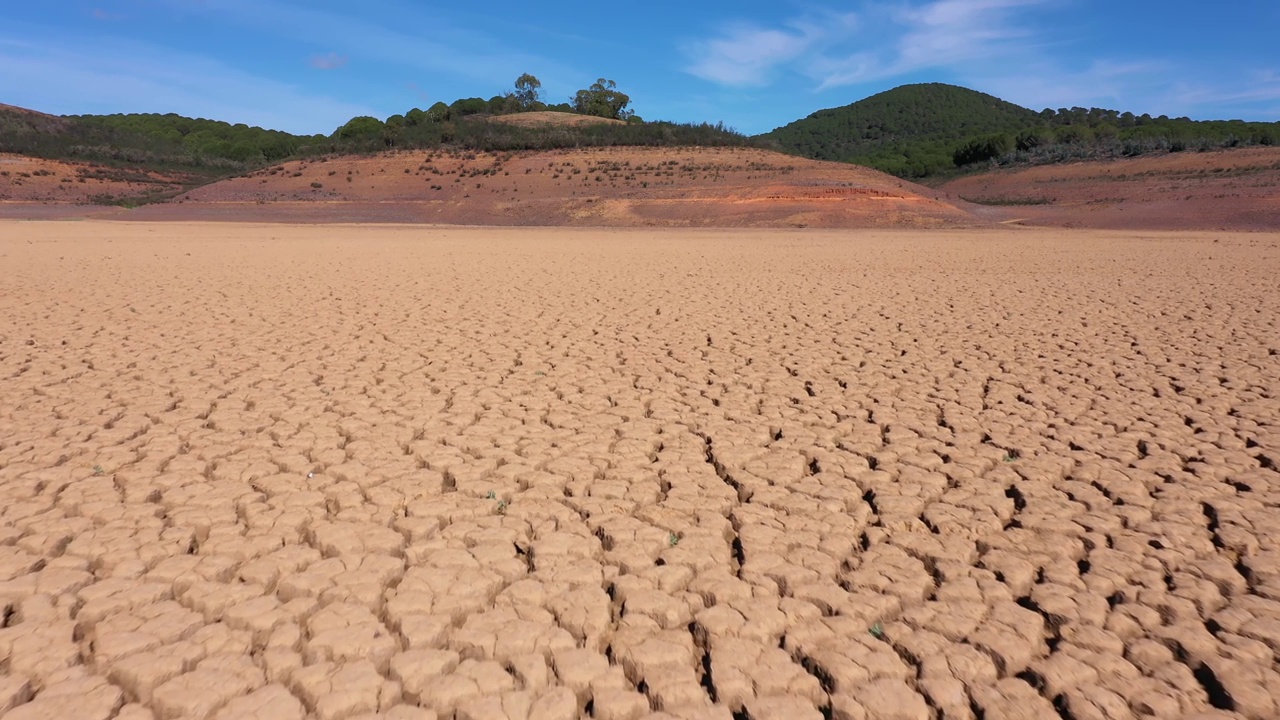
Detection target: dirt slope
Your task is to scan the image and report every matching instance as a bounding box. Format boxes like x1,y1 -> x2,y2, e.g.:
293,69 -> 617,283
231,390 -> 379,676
156,146 -> 979,227
0,154 -> 191,206
938,147 -> 1280,230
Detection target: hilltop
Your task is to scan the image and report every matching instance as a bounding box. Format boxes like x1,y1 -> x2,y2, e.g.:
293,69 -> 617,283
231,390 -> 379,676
762,83 -> 1280,180
761,83 -> 1039,176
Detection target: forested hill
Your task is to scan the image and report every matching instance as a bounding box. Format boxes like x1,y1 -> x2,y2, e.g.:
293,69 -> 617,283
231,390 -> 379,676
70,113 -> 318,164
760,83 -> 1280,179
0,105 -> 317,179
760,84 -> 1038,176
2,96 -> 753,180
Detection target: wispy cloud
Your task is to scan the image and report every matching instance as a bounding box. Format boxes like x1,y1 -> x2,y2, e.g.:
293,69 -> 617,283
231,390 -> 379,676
691,0 -> 1049,89
895,0 -> 1042,68
0,32 -> 374,134
309,52 -> 348,70
682,0 -> 1279,122
683,12 -> 859,87
837,0 -> 1045,87
685,0 -> 1051,91
1169,69 -> 1280,109
684,20 -> 833,87
970,60 -> 1167,113
971,61 -> 1280,120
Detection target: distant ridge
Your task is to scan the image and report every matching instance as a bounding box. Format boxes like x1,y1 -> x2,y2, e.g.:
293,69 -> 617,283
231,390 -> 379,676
5,78 -> 1280,200
0,102 -> 60,119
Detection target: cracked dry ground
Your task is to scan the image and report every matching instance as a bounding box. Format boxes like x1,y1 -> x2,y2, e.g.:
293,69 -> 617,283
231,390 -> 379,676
1,223 -> 1279,720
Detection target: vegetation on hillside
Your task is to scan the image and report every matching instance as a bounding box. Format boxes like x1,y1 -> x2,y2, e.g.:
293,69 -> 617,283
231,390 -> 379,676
0,105 -> 261,176
0,104 -> 299,204
7,76 -> 1279,201
762,84 -> 1037,177
312,115 -> 751,156
2,74 -> 753,193
763,83 -> 1280,179
0,74 -> 748,207
73,114 -> 321,164
318,75 -> 752,153
950,108 -> 1279,175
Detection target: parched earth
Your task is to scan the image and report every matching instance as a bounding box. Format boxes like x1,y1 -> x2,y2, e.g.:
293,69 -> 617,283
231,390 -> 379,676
149,147 -> 977,229
937,147 -> 1280,231
1,222 -> 1279,720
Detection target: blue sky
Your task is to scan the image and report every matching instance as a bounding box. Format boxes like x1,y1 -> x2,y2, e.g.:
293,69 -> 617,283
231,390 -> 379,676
2,0 -> 1277,136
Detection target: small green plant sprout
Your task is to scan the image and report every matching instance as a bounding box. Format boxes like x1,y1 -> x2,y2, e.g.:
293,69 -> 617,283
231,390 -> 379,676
92,465 -> 105,476
486,490 -> 497,500
668,532 -> 680,547
495,500 -> 508,516
1002,449 -> 1020,463
869,622 -> 884,639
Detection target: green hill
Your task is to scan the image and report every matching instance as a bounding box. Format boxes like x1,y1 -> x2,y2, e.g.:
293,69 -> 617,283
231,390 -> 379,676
760,83 -> 1280,179
760,83 -> 1038,177
70,113 -> 319,165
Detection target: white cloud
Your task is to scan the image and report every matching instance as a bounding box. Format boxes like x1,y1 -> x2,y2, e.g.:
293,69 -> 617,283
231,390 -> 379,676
685,23 -> 826,86
811,0 -> 1050,89
895,0 -> 1042,70
684,1 -> 1047,90
683,13 -> 857,87
681,0 -> 1279,122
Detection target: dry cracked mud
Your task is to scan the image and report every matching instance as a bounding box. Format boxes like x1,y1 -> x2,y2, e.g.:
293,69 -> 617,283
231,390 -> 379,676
1,221 -> 1279,720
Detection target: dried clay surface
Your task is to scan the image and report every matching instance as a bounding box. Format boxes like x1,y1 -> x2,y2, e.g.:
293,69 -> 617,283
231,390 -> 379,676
937,147 -> 1280,231
2,221 -> 1279,720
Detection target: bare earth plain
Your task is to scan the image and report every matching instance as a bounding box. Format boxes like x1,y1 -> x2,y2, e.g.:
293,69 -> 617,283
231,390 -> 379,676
2,221 -> 1279,720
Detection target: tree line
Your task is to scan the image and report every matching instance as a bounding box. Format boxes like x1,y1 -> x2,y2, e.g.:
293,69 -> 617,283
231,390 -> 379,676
331,75 -> 642,149
952,109 -> 1279,171
0,74 -> 657,170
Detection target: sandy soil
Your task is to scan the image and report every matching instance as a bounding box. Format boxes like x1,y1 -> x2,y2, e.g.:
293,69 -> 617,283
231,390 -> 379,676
937,147 -> 1280,230
155,147 -> 977,229
2,221 -> 1279,720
